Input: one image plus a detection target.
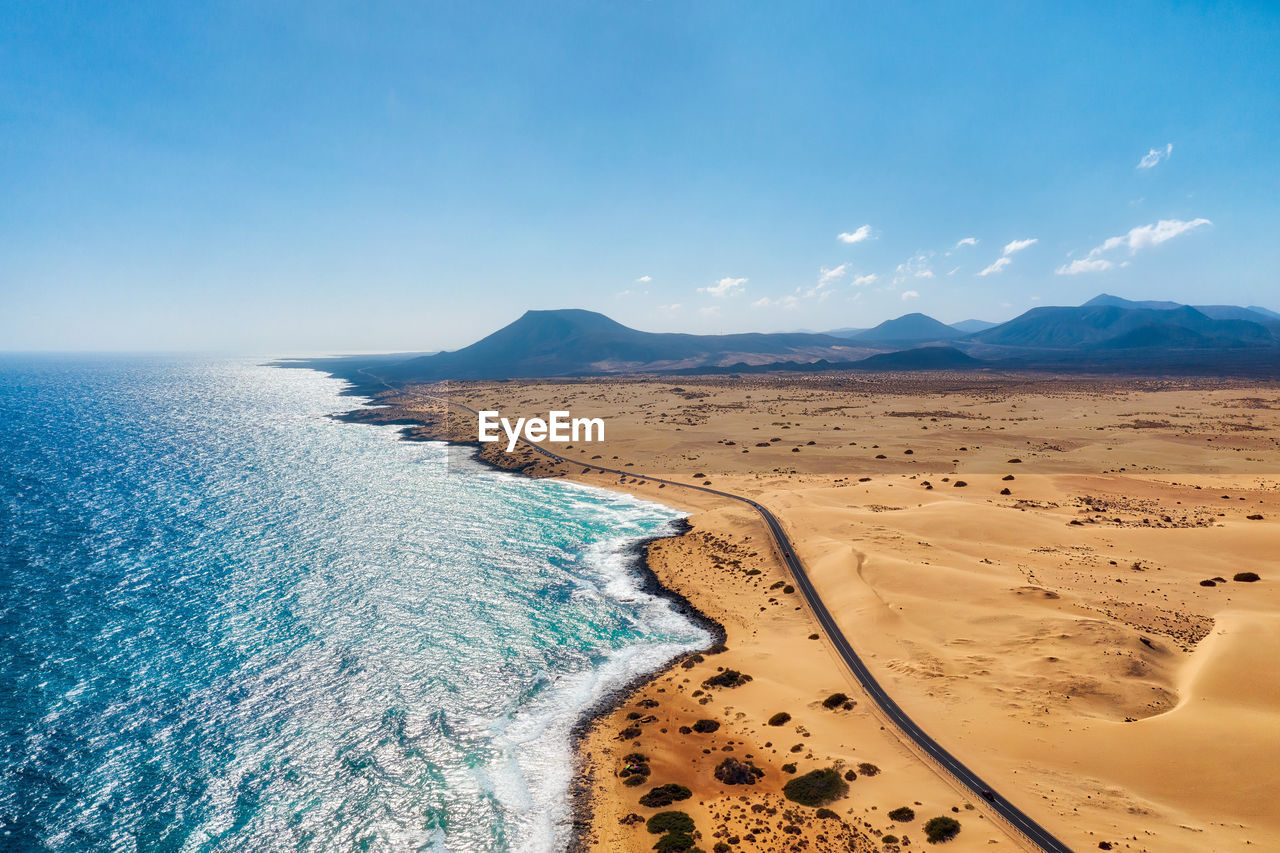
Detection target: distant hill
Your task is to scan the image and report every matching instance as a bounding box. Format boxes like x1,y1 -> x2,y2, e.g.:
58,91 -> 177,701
377,309 -> 872,380
1084,293 -> 1183,311
289,295 -> 1279,385
853,313 -> 961,342
851,346 -> 982,369
949,318 -> 998,334
669,346 -> 984,375
970,304 -> 1275,349
1084,293 -> 1278,323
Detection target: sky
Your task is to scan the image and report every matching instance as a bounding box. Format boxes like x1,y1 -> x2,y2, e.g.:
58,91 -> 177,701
2,1 -> 1279,352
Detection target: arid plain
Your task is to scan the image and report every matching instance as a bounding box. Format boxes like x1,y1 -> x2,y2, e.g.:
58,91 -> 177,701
346,372 -> 1280,853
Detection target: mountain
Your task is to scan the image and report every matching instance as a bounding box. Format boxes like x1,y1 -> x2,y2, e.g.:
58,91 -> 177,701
853,313 -> 961,342
851,346 -> 983,369
668,346 -> 985,375
823,326 -> 868,338
949,318 -> 998,334
1084,293 -> 1182,311
970,304 -> 1275,350
377,309 -> 873,380
1084,293 -> 1278,323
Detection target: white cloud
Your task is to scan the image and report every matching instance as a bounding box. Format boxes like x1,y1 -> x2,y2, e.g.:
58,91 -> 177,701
1055,217 -> 1211,275
657,303 -> 682,312
1111,217 -> 1211,252
893,253 -> 934,284
699,305 -> 720,317
954,237 -> 978,248
852,273 -> 878,287
636,275 -> 652,283
818,264 -> 848,286
1055,258 -> 1114,275
837,225 -> 874,244
947,266 -> 960,276
1137,143 -> 1173,169
615,289 -> 631,298
699,277 -> 747,297
901,290 -> 919,301
751,295 -> 799,310
978,257 -> 1011,276
976,237 -> 1037,276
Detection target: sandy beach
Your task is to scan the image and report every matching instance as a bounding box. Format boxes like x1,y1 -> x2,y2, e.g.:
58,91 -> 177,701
340,372 -> 1280,853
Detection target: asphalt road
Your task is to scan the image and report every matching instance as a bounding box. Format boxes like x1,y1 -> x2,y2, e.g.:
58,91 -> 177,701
422,393 -> 1074,853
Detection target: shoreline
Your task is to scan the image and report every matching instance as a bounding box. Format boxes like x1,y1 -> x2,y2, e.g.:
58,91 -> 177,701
329,385 -> 731,851
565,517 -> 728,853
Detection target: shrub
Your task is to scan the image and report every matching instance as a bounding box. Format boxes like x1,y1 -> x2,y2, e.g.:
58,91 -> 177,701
702,669 -> 752,689
843,769 -> 857,781
882,836 -> 899,846
856,762 -> 880,777
1234,572 -> 1261,582
781,767 -> 849,806
822,692 -> 849,709
652,830 -> 696,852
887,806 -> 915,822
923,816 -> 961,843
767,712 -> 791,726
624,775 -> 647,786
639,784 -> 693,808
815,808 -> 839,820
781,763 -> 797,774
1199,579 -> 1216,587
691,719 -> 720,734
646,811 -> 695,835
714,757 -> 764,785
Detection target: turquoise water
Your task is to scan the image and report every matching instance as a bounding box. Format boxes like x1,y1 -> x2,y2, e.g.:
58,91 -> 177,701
0,356 -> 706,852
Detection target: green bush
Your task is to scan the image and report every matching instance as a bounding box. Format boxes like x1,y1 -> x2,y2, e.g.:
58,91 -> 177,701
815,808 -> 839,820
781,767 -> 849,806
856,762 -> 880,777
767,712 -> 791,726
822,692 -> 849,709
703,669 -> 752,689
887,806 -> 915,822
653,830 -> 696,852
639,783 -> 693,808
924,816 -> 961,843
1234,572 -> 1261,582
882,836 -> 899,846
646,811 -> 695,835
691,719 -> 720,734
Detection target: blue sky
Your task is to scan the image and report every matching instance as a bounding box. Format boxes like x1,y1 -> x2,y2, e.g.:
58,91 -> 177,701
3,1 -> 1278,352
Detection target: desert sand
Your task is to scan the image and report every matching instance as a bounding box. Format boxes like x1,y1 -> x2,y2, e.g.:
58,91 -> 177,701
343,372 -> 1280,853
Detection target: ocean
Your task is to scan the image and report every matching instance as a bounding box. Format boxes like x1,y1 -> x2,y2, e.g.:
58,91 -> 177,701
0,355 -> 707,852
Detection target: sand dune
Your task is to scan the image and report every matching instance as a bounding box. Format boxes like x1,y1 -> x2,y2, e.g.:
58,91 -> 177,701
360,373 -> 1280,852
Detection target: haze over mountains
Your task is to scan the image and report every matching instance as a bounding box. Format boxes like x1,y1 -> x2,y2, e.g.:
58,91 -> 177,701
296,294 -> 1279,384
